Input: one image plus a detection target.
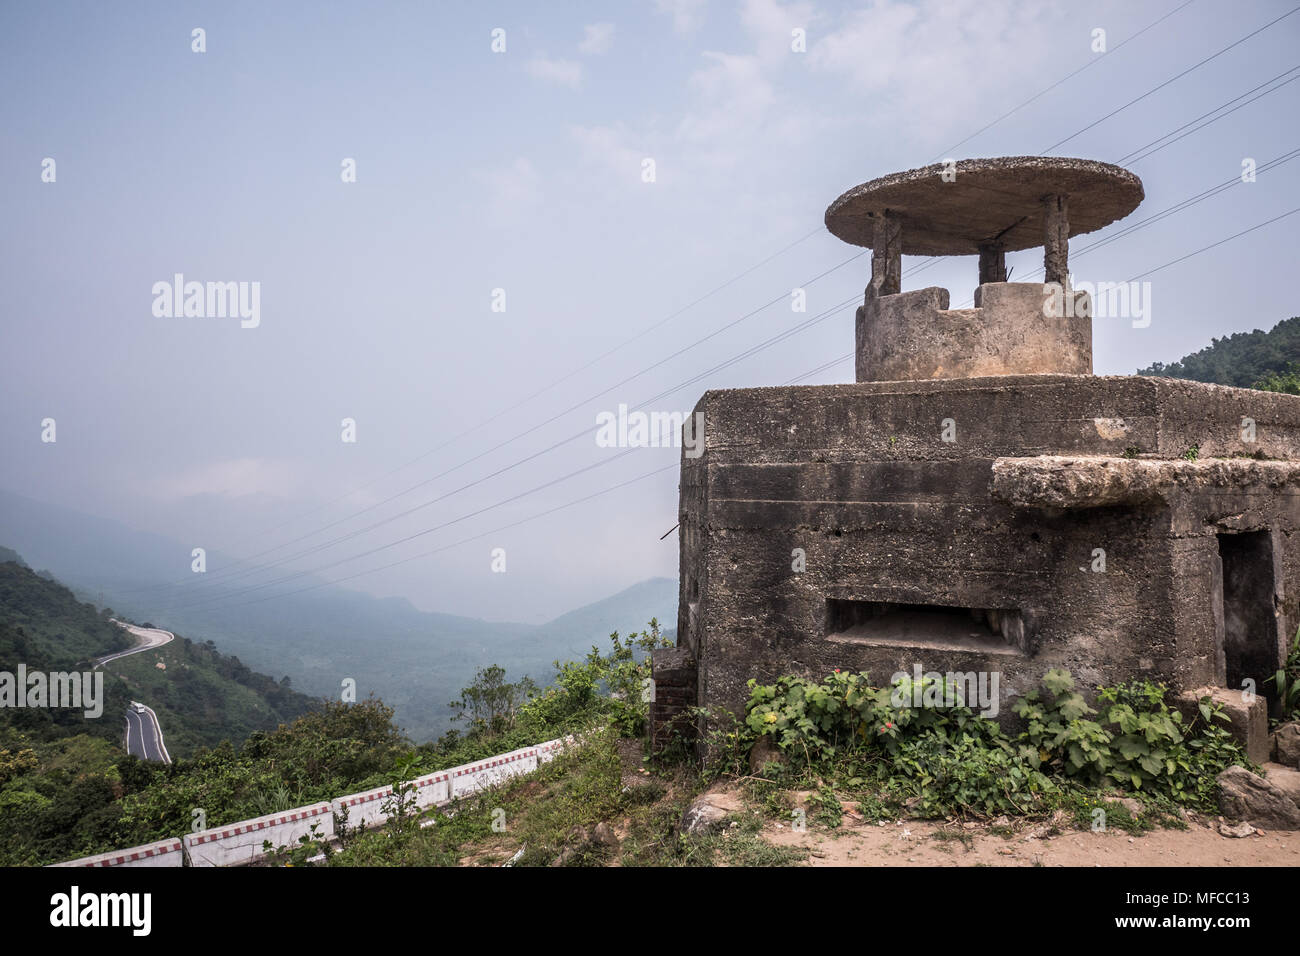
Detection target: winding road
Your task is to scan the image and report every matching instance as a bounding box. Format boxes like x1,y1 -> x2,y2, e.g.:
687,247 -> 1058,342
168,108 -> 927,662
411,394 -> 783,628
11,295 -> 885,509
96,620 -> 174,667
100,621 -> 175,763
125,702 -> 171,763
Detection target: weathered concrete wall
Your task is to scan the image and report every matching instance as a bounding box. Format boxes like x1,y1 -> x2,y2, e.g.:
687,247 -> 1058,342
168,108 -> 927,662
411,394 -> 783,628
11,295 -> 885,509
856,283 -> 1091,382
677,374 -> 1300,728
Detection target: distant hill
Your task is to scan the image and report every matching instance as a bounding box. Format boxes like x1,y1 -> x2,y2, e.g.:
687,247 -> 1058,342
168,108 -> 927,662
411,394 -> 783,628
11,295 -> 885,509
0,560 -> 130,665
1137,316 -> 1300,387
139,577 -> 676,743
0,551 -> 316,757
0,490 -> 678,742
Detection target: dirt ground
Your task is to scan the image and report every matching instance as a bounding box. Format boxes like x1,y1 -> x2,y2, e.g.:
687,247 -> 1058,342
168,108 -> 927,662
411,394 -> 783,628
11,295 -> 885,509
762,813 -> 1300,866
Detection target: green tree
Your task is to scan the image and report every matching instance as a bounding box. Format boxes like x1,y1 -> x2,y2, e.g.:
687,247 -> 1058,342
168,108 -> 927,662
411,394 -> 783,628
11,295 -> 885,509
449,666 -> 537,738
1253,362 -> 1300,395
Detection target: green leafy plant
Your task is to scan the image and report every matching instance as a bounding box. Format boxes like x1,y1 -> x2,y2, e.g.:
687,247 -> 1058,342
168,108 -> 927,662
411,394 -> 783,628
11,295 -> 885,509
744,666 -> 1246,817
1253,362 -> 1300,395
380,752 -> 422,841
1017,671 -> 1242,804
262,821 -> 330,867
1267,626 -> 1300,722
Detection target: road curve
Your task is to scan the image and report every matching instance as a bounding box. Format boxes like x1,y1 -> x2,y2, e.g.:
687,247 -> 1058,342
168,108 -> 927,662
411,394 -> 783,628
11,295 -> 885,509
100,621 -> 175,763
96,620 -> 174,667
125,702 -> 171,763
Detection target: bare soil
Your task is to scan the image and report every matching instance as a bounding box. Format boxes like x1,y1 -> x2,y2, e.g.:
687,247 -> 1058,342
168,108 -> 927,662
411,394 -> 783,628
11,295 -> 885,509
762,813 -> 1300,866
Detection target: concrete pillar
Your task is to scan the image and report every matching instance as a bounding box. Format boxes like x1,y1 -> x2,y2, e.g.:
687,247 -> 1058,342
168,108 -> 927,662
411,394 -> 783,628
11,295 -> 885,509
1043,194 -> 1069,286
978,242 -> 1007,285
870,210 -> 902,296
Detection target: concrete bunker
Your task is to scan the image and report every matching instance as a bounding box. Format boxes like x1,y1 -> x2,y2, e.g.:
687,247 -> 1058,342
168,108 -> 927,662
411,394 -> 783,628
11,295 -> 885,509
652,156 -> 1300,762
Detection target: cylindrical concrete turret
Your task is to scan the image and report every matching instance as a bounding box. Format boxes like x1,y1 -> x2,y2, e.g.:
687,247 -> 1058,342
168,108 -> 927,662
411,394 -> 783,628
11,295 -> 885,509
825,156 -> 1144,382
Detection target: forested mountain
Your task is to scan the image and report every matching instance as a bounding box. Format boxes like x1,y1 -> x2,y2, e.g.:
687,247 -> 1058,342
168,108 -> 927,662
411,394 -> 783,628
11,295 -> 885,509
1137,316 -> 1300,387
0,550 -> 320,864
0,488 -> 678,741
0,551 -> 316,753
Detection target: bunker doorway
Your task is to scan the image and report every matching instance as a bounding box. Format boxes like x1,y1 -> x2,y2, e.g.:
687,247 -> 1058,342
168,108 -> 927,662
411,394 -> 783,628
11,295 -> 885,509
1216,531 -> 1281,708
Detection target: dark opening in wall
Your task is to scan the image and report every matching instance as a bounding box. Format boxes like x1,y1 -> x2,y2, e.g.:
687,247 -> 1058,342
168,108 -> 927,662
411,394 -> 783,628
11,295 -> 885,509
825,600 -> 1027,654
1217,531 -> 1280,705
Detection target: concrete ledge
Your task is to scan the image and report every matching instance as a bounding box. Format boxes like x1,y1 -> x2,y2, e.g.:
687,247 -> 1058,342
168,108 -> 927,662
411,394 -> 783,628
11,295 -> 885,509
992,456 -> 1300,509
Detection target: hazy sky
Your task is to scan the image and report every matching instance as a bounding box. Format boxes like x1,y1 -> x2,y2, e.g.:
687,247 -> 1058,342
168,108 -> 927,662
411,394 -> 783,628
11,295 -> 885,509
2,0 -> 1298,622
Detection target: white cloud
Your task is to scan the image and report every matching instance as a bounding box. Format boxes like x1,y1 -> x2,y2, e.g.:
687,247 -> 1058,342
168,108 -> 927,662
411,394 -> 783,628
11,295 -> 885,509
572,0 -> 1069,196
579,22 -> 616,55
809,0 -> 1066,140
739,0 -> 816,64
678,51 -> 775,144
526,55 -> 583,89
655,0 -> 708,33
570,124 -> 647,182
478,157 -> 542,215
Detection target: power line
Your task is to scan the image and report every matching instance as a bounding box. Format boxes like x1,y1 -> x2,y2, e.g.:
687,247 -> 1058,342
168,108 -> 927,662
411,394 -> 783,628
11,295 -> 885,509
1115,64 -> 1300,165
1042,4 -> 1300,154
128,249 -> 867,598
139,2 -> 1202,594
1126,206 -> 1299,282
791,203 -> 1300,388
949,146 -> 1300,299
135,6 -> 1224,607
159,449 -> 643,609
935,0 -> 1198,159
906,13 -> 1271,294
158,194 -> 1297,613
151,293 -> 865,610
118,224 -> 826,589
149,131 -> 1299,609
213,464 -> 681,612
202,203 -> 1299,613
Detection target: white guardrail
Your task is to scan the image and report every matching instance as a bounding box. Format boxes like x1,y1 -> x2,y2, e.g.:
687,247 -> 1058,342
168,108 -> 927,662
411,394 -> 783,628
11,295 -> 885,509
50,734 -> 577,868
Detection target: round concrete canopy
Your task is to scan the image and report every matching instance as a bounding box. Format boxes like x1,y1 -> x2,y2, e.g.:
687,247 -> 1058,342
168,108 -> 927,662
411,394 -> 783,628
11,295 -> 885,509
824,156 -> 1144,256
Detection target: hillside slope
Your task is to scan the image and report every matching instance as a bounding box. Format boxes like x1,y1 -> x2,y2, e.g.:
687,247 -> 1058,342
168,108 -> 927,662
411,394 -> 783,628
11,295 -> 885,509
0,489 -> 677,741
0,551 -> 316,756
0,553 -> 324,864
1137,315 -> 1300,386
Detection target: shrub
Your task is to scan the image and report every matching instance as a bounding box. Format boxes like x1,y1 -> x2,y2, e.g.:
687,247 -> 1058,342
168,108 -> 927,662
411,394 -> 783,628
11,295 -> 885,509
1016,669 -> 1243,804
744,667 -> 1247,814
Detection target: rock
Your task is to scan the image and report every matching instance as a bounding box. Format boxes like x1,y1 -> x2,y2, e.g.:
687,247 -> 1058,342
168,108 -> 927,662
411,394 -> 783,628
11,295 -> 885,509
680,791 -> 744,835
1216,765 -> 1300,830
1262,763 -> 1300,810
1273,722 -> 1300,768
748,737 -> 787,776
1218,821 -> 1257,838
592,822 -> 619,847
1178,688 -> 1271,765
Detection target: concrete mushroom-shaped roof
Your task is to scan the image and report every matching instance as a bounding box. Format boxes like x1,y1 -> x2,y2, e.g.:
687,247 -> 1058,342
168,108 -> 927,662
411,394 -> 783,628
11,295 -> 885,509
825,156 -> 1144,256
